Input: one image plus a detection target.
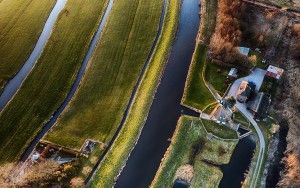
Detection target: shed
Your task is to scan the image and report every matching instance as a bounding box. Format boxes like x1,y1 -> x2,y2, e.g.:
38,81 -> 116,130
266,65 -> 284,80
228,68 -> 238,78
239,47 -> 250,56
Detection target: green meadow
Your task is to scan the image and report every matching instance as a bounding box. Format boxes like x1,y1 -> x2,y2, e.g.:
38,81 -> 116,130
0,0 -> 56,91
0,0 -> 108,163
45,0 -> 164,150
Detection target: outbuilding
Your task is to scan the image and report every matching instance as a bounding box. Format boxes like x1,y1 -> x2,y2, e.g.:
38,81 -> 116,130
228,68 -> 238,79
247,92 -> 271,120
266,65 -> 284,80
239,47 -> 250,56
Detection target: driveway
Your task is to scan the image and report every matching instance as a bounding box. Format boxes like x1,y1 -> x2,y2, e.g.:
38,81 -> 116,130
236,103 -> 266,188
227,68 -> 266,97
226,67 -> 267,188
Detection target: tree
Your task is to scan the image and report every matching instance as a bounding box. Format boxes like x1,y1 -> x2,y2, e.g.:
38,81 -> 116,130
210,0 -> 249,66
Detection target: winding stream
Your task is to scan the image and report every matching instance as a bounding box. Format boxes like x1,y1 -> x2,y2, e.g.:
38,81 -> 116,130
0,0 -> 67,111
20,0 -> 114,161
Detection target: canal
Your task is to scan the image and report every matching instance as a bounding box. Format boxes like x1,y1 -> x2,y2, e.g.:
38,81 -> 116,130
114,0 -> 256,187
115,0 -> 200,187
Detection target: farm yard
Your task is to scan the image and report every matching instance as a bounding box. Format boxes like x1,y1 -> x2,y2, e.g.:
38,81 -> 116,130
0,0 -> 56,91
0,0 -> 108,163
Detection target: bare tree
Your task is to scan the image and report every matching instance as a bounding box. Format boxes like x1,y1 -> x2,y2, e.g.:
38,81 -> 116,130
209,0 -> 251,67
0,160 -> 61,187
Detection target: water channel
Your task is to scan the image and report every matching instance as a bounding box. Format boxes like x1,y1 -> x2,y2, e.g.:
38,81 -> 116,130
20,0 -> 114,161
0,0 -> 67,111
115,0 -> 255,187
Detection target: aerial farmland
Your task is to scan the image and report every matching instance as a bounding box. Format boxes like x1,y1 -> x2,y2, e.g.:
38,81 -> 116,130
0,0 -> 299,187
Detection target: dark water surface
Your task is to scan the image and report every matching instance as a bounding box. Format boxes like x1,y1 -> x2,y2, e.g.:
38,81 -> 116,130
265,120 -> 288,188
220,137 -> 256,188
115,0 -> 200,187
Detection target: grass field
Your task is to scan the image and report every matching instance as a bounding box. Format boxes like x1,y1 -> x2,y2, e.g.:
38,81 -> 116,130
201,119 -> 239,139
0,0 -> 108,163
90,0 -> 180,186
151,116 -> 237,188
0,0 -> 56,91
45,0 -> 164,150
205,62 -> 230,95
181,44 -> 215,111
181,0 -> 218,111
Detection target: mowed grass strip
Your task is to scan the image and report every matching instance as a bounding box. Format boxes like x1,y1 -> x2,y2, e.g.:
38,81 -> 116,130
0,0 -> 56,91
181,0 -> 218,111
0,0 -> 108,163
90,0 -> 179,186
182,44 -> 215,111
45,0 -> 164,149
151,116 -> 237,188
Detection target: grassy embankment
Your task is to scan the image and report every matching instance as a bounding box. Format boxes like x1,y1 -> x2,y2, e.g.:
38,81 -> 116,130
201,119 -> 239,139
0,0 -> 108,163
151,116 -> 237,187
181,0 -> 218,111
45,0 -> 164,150
0,0 -> 56,91
89,0 -> 180,187
243,116 -> 276,187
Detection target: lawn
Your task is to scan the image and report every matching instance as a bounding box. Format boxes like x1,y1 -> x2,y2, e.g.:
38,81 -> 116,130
201,119 -> 239,139
151,116 -> 237,188
191,161 -> 223,188
205,62 -> 231,95
0,0 -> 56,91
233,111 -> 251,127
89,0 -> 180,186
181,0 -> 218,111
0,0 -> 108,163
248,50 -> 266,69
45,0 -> 164,150
182,44 -> 215,111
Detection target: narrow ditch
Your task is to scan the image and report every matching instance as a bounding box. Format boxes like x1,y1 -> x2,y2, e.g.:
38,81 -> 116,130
0,0 -> 67,111
20,0 -> 114,162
